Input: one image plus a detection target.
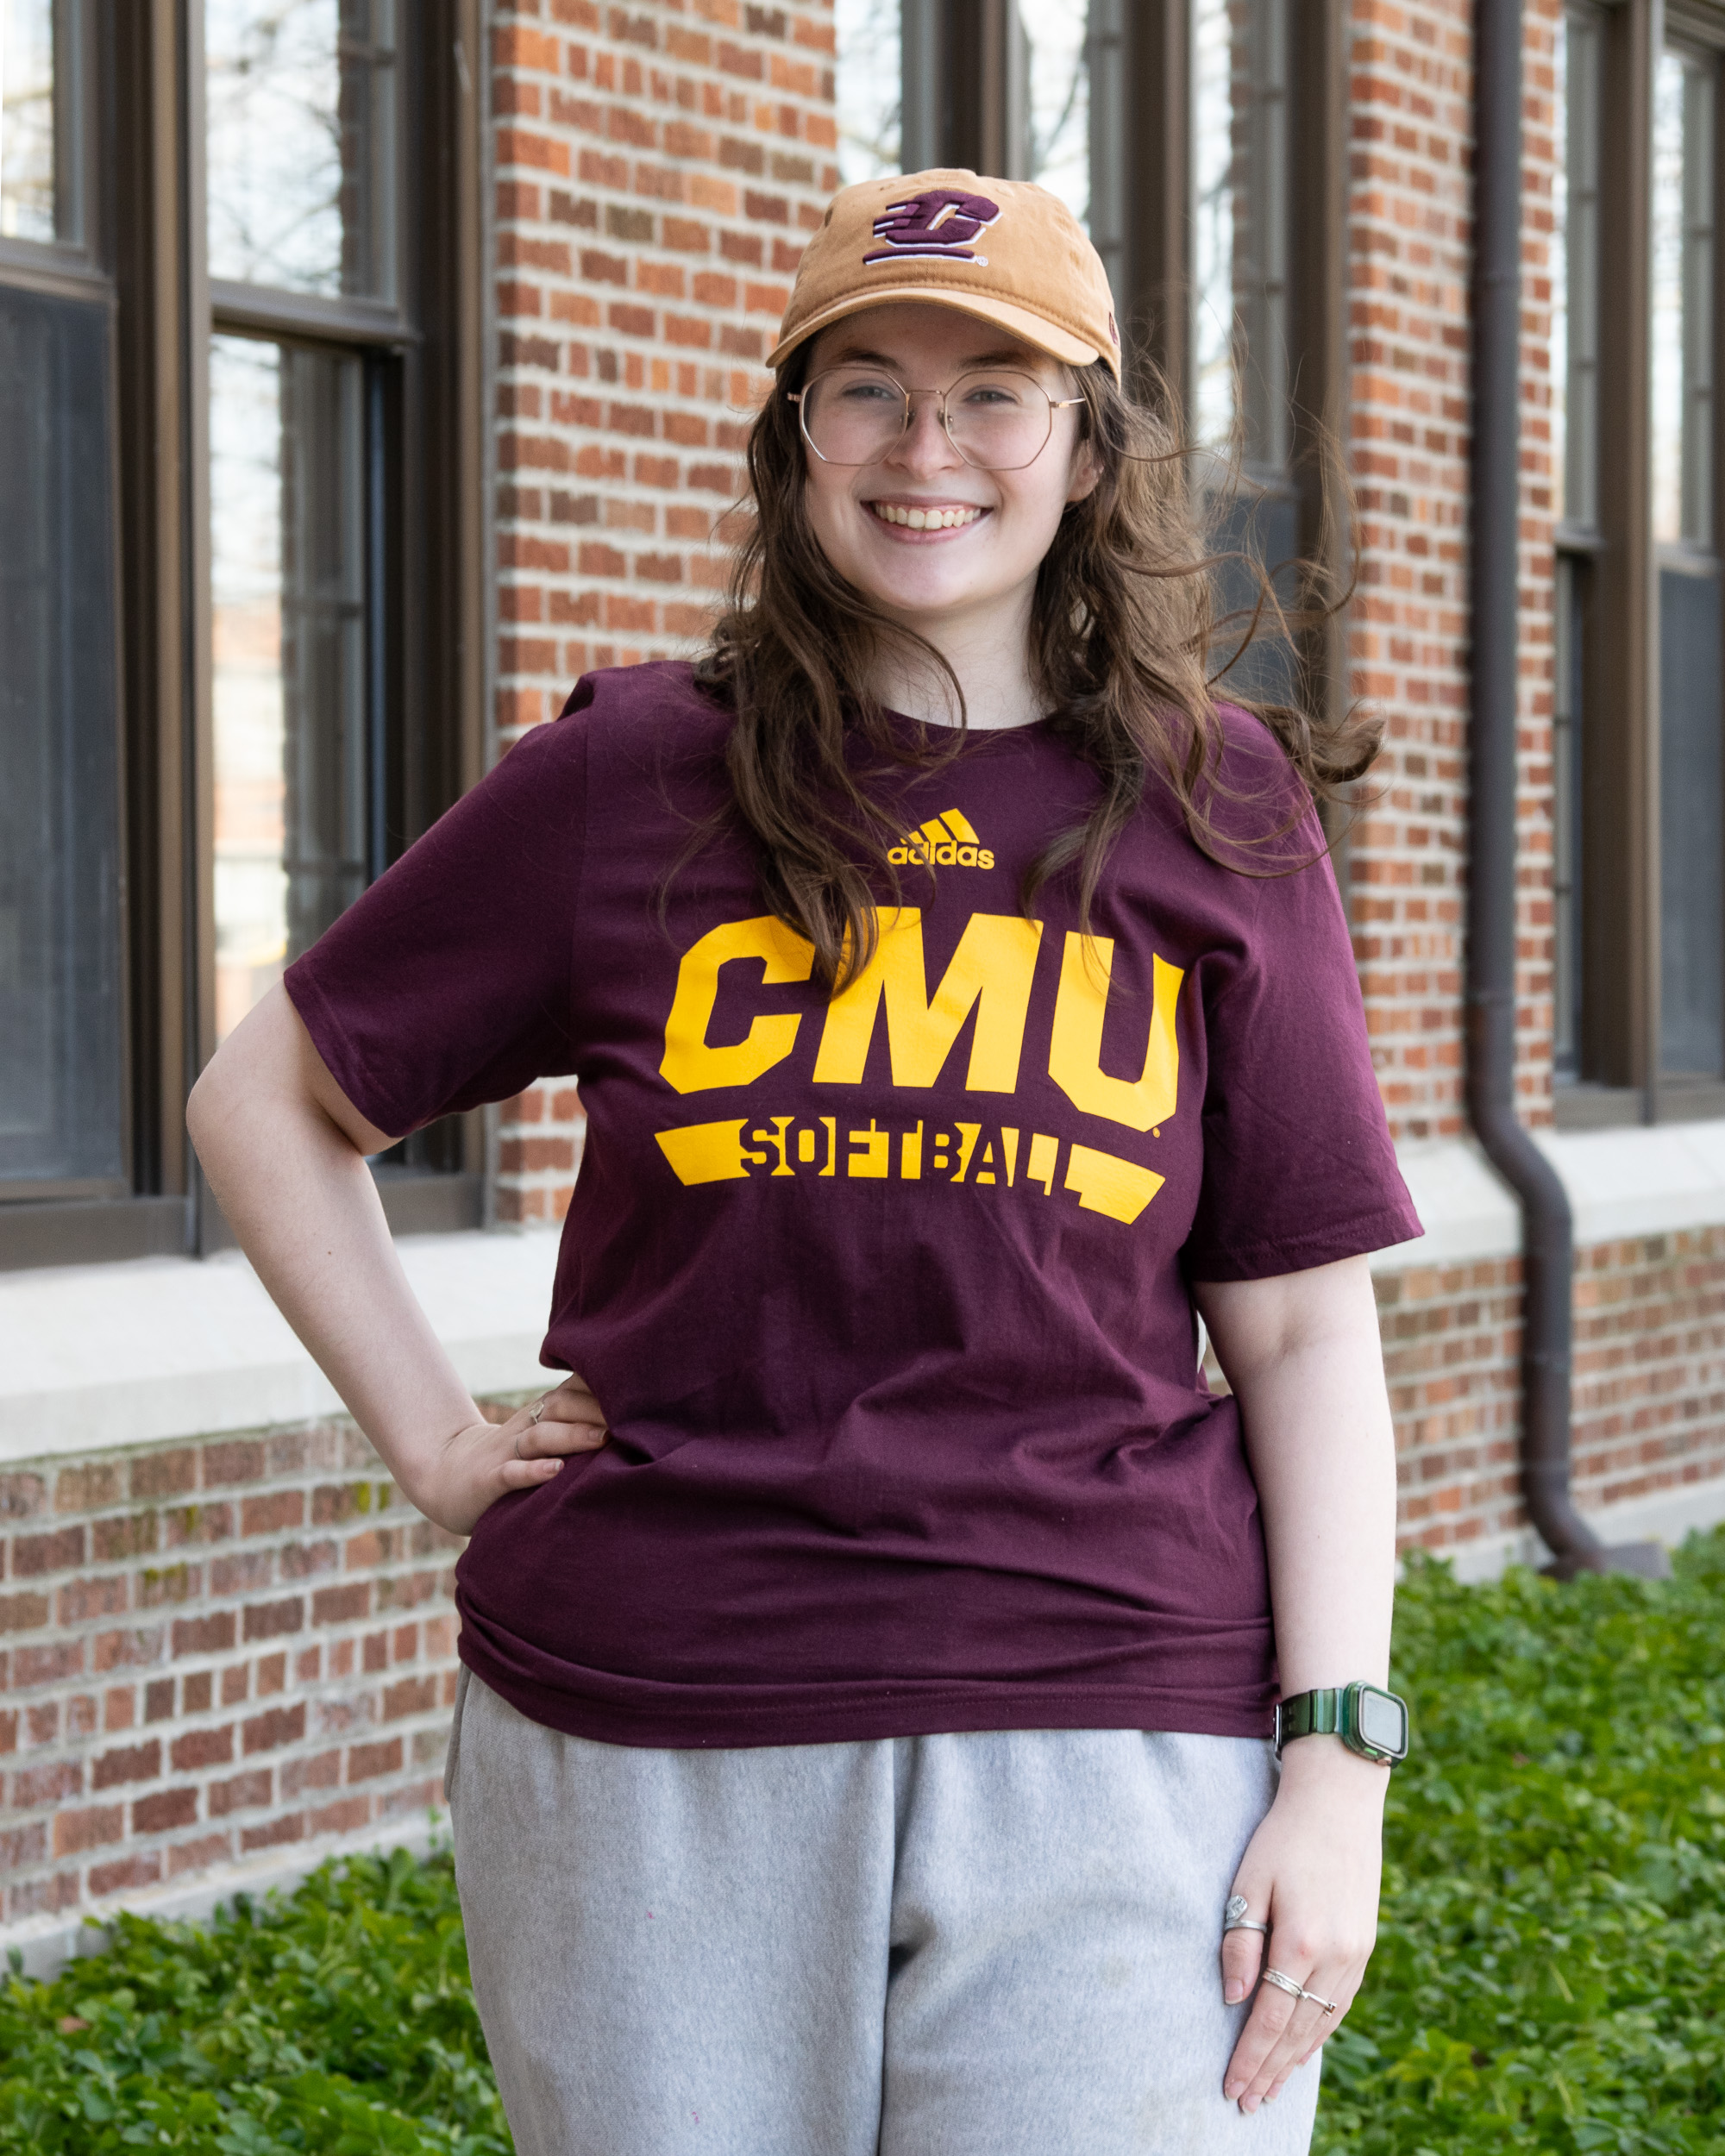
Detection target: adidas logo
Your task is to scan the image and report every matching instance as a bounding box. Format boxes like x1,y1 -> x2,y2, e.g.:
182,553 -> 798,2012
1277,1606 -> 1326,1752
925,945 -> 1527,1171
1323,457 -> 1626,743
887,809 -> 995,870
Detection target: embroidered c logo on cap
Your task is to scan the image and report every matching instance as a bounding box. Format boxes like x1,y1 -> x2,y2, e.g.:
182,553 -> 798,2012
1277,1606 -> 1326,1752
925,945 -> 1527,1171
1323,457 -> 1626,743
863,189 -> 1000,266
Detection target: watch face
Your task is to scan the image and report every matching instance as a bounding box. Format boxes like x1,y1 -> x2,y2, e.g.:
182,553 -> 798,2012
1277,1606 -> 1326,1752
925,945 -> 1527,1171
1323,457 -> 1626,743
1358,1689 -> 1408,1756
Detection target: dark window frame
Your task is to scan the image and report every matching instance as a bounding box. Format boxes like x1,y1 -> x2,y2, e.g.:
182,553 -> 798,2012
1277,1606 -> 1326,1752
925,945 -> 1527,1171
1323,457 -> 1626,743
0,0 -> 486,1272
1559,0 -> 1725,1126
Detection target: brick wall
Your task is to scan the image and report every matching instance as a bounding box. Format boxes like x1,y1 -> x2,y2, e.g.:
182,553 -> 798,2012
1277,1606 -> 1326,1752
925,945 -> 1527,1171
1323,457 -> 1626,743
0,1416 -> 495,1927
488,0 -> 837,1225
1383,1230 -> 1725,1557
1345,0 -> 1560,1144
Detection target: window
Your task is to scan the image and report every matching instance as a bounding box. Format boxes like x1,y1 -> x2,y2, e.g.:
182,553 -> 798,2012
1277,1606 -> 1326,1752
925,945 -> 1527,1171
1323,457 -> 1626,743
835,0 -> 903,182
1552,3 -> 1603,1085
0,0 -> 128,1213
0,0 -> 484,1269
1653,41 -> 1722,1088
1555,2 -> 1725,1124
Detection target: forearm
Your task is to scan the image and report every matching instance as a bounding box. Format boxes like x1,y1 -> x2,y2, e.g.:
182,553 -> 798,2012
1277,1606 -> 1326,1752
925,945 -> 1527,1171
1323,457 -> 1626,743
188,1019 -> 480,1495
1239,1346 -> 1396,1702
1200,1256 -> 1396,1696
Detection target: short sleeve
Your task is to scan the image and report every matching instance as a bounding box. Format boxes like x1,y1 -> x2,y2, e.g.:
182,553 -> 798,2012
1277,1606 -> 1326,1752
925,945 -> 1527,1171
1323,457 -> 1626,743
284,711 -> 588,1138
1182,816 -> 1421,1281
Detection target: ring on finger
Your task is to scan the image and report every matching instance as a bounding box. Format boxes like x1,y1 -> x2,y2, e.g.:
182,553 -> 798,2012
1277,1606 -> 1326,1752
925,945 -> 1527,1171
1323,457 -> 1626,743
1223,1893 -> 1270,1936
529,1398 -> 547,1425
1262,1967 -> 1338,2015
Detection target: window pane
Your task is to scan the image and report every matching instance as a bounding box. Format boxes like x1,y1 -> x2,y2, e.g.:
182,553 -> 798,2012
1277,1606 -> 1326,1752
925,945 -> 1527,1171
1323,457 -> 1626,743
1192,0 -> 1291,469
835,0 -> 900,183
210,335 -> 370,1044
1552,8 -> 1602,529
205,0 -> 398,299
0,285 -> 124,1190
1552,555 -> 1585,1077
1,0 -> 78,245
1653,51 -> 1715,547
1659,564 -> 1724,1077
1019,0 -> 1090,229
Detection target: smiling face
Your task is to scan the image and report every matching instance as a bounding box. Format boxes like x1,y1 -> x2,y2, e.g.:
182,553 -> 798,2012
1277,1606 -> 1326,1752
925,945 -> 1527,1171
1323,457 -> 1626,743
797,302 -> 1097,654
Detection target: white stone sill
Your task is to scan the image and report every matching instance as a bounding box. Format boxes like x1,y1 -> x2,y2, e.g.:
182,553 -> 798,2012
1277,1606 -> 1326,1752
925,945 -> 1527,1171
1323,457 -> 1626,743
0,1227 -> 562,1465
2,1118 -> 1724,1467
1372,1116 -> 1725,1274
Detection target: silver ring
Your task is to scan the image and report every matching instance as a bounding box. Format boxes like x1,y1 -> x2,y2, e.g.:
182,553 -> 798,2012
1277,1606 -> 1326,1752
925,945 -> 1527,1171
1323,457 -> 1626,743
514,1430 -> 524,1459
1261,1967 -> 1338,2015
529,1398 -> 546,1424
1223,1894 -> 1270,1935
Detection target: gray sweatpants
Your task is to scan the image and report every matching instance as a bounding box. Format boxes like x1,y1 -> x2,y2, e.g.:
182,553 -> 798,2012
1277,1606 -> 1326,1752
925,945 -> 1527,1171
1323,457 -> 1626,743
446,1669 -> 1320,2156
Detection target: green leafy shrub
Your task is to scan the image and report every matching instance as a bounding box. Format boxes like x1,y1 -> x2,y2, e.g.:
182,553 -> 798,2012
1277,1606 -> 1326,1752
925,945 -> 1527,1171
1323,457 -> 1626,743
3,1529 -> 1721,2152
1316,1527 -> 1725,2154
0,1845 -> 508,2153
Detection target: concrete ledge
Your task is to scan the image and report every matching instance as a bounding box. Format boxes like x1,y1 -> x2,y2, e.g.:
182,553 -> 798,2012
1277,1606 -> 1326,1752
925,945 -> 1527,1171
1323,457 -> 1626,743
1420,1472 -> 1725,1585
0,1228 -> 562,1463
0,1808 -> 447,1985
1371,1118 -> 1725,1276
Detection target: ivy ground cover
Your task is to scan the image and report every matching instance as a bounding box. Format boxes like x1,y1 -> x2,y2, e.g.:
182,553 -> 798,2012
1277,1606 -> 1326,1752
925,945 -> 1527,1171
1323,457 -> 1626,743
2,1528 -> 1722,2153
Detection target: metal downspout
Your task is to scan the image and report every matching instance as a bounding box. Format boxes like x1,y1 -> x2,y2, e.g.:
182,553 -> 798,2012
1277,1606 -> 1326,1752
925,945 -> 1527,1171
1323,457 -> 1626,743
1465,0 -> 1667,1578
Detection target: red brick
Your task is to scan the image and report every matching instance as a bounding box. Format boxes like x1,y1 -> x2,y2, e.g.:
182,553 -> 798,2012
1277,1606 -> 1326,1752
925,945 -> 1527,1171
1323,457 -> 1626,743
133,1786 -> 199,1833
312,1583 -> 370,1626
54,1463 -> 122,1514
242,1703 -> 306,1756
170,1726 -> 235,1772
382,1675 -> 439,1721
11,1759 -> 83,1807
347,1738 -> 405,1783
242,1596 -> 304,1642
53,1805 -> 124,1858
209,1769 -> 273,1816
201,1441 -> 266,1488
240,1493 -> 305,1538
9,1526 -> 85,1576
168,1832 -> 233,1877
131,1449 -> 198,1501
172,1612 -> 236,1658
91,1739 -> 160,1790
0,1822 -> 47,1869
0,1587 -> 52,1634
241,1813 -> 306,1854
88,1852 -> 164,1898
57,1575 -> 129,1624
92,1511 -> 159,1562
0,1474 -> 47,1522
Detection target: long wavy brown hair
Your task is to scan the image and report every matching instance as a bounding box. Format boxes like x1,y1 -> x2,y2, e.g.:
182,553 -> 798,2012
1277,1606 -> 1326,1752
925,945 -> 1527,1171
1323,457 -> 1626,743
691,335 -> 1379,988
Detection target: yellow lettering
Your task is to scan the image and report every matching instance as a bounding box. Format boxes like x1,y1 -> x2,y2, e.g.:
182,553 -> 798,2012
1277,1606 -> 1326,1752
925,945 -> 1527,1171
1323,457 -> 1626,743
1064,1143 -> 1164,1225
655,1120 -> 754,1184
1026,1132 -> 1059,1194
847,1120 -> 890,1177
999,1127 -> 1019,1186
950,1121 -> 982,1181
901,1123 -> 923,1178
1047,937 -> 1183,1132
812,910 -> 1044,1091
659,916 -> 815,1094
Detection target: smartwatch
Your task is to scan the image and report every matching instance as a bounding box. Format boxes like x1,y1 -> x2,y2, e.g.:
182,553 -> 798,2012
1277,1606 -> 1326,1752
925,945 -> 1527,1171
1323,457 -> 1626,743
1275,1682 -> 1409,1764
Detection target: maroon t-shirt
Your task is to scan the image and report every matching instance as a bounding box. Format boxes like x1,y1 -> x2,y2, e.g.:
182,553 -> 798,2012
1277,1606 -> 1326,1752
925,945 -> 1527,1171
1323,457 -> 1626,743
285,661 -> 1419,1748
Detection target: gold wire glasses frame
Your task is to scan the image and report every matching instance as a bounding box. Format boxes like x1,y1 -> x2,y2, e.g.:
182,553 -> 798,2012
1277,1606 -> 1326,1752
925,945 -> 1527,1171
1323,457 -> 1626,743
787,366 -> 1086,473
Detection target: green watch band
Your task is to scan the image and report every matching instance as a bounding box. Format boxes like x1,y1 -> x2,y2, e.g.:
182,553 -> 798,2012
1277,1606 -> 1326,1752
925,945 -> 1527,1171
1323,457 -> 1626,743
1275,1682 -> 1409,1764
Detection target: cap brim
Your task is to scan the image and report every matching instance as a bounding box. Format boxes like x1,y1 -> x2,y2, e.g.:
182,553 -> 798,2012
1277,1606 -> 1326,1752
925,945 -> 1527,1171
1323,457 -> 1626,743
767,285 -> 1107,377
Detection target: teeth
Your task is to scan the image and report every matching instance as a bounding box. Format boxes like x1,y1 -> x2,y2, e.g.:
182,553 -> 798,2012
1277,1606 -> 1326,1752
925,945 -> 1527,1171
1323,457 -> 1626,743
871,503 -> 982,530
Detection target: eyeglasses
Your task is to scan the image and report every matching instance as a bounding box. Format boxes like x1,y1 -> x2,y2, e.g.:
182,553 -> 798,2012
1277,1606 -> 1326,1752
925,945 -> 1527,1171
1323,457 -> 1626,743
787,364 -> 1085,473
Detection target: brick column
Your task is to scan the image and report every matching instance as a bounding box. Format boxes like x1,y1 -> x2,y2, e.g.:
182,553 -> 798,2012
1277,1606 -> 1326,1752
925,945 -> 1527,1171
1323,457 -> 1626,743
489,0 -> 837,1223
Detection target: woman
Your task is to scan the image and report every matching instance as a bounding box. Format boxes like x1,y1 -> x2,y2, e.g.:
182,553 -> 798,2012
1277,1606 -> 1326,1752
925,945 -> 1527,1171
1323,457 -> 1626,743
190,171 -> 1419,2155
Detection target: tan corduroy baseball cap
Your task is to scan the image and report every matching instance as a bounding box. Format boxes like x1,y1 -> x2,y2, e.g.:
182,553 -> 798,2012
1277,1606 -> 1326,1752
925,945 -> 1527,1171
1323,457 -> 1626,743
766,169 -> 1121,382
